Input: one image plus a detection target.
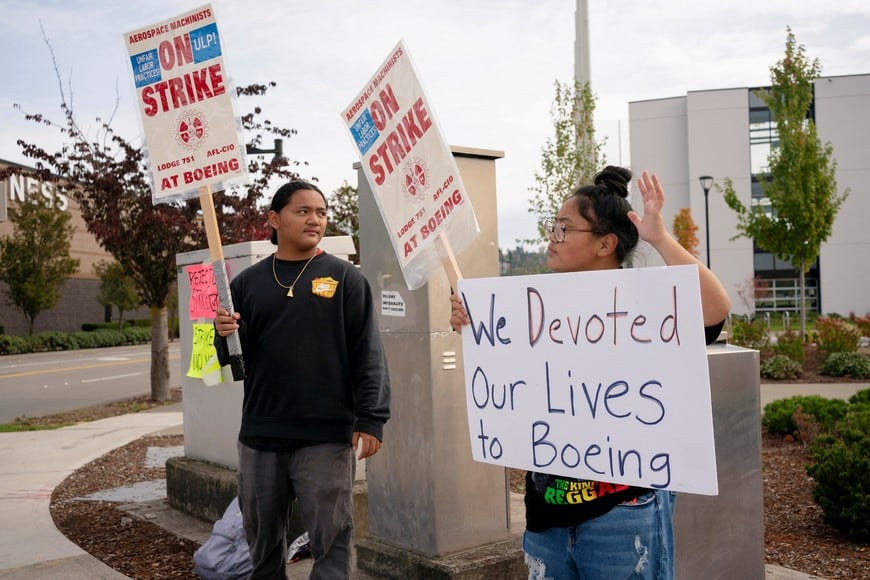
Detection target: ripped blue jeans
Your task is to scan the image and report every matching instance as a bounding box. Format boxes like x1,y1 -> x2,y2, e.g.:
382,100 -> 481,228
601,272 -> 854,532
522,490 -> 675,580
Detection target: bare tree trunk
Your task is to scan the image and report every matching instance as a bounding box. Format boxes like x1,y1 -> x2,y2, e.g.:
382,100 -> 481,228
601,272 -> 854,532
799,268 -> 807,342
150,306 -> 171,401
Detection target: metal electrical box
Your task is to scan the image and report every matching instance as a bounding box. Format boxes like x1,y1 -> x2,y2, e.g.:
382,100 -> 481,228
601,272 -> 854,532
358,146 -> 511,557
674,343 -> 764,579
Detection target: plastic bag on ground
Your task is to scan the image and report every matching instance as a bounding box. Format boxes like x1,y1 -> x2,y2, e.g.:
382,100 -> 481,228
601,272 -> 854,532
193,496 -> 252,579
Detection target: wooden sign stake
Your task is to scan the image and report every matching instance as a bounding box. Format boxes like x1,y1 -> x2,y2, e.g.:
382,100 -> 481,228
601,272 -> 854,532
436,231 -> 463,292
198,185 -> 245,381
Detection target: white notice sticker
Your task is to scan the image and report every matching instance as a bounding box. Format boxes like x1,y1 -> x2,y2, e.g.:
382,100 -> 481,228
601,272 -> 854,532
381,290 -> 406,317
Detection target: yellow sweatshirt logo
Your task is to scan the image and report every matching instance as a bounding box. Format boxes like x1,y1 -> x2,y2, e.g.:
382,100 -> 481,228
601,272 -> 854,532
312,277 -> 338,298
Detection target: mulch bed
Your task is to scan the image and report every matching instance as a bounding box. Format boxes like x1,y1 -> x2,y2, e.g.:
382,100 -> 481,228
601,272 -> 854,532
49,430 -> 870,579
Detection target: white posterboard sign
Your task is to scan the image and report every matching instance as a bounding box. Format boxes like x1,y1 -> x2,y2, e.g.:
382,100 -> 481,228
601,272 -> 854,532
123,4 -> 248,204
457,265 -> 719,495
342,40 -> 479,290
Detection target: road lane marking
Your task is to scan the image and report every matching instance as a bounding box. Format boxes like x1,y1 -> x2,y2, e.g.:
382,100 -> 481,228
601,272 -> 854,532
81,373 -> 142,383
0,346 -> 179,372
0,355 -> 180,380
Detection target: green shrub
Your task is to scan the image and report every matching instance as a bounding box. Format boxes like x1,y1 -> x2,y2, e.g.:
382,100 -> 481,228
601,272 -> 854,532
0,327 -> 152,355
731,317 -> 770,351
849,313 -> 870,338
70,331 -> 100,349
807,410 -> 870,542
820,352 -> 870,379
772,329 -> 805,364
122,327 -> 152,343
848,388 -> 870,406
814,316 -> 861,361
94,329 -> 130,347
0,334 -> 27,355
70,330 -> 132,348
761,354 -> 804,380
762,395 -> 848,436
843,403 -> 870,432
20,335 -> 42,352
26,332 -> 81,352
81,321 -> 132,331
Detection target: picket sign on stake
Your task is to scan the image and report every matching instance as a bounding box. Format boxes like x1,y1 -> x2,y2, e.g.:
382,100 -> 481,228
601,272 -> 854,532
197,185 -> 245,381
437,232 -> 463,292
123,4 -> 250,381
341,39 -> 480,291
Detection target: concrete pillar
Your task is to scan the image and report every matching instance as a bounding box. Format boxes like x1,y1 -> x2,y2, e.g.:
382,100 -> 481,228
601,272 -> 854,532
176,241 -> 272,470
674,343 -> 764,579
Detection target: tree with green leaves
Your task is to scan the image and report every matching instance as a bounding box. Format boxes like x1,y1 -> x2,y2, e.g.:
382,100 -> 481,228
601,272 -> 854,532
0,199 -> 79,335
499,246 -> 548,276
723,28 -> 848,339
672,208 -> 700,258
1,35 -> 306,400
525,80 -> 605,245
328,181 -> 360,264
93,260 -> 140,329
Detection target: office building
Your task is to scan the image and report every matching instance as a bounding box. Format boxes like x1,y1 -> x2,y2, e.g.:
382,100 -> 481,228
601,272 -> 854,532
628,73 -> 870,318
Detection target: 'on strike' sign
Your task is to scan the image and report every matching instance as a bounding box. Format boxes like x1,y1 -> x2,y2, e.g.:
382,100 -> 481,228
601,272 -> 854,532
457,265 -> 719,495
123,4 -> 247,203
342,40 -> 479,290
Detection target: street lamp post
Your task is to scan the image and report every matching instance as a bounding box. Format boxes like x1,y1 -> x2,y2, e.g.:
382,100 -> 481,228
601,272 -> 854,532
245,138 -> 283,163
699,175 -> 713,268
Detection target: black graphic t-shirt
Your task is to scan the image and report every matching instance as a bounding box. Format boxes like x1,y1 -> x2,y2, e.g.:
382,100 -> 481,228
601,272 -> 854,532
524,473 -> 644,532
524,319 -> 725,532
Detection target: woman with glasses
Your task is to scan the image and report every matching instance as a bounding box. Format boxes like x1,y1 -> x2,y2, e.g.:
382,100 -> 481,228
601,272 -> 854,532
450,165 -> 731,580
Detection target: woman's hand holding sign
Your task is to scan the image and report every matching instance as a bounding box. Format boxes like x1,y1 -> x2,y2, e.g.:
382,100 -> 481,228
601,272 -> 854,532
450,294 -> 469,333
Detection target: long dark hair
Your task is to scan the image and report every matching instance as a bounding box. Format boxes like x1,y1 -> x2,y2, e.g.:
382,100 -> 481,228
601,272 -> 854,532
269,180 -> 327,245
568,166 -> 639,264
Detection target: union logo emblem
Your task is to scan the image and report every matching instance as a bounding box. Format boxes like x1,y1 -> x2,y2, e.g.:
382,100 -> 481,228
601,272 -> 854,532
175,109 -> 209,151
401,156 -> 429,204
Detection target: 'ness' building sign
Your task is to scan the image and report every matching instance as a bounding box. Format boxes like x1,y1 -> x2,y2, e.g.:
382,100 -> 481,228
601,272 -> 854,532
0,169 -> 70,222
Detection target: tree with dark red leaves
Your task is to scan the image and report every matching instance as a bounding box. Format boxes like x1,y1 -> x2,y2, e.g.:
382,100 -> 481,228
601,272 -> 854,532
2,37 -> 310,400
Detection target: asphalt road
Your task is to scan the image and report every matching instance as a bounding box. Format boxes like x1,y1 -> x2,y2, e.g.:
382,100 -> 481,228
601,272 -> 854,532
0,342 -> 182,422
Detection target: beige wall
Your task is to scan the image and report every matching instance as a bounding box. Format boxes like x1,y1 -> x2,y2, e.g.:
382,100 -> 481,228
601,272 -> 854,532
629,90 -> 756,314
0,163 -> 112,280
0,161 -> 144,335
815,75 -> 870,316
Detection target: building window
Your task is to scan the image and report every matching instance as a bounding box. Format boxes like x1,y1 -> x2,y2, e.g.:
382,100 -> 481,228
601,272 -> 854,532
749,106 -> 777,177
746,89 -> 820,312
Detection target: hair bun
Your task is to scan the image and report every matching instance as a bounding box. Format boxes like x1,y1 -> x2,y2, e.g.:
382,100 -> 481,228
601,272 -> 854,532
594,166 -> 632,198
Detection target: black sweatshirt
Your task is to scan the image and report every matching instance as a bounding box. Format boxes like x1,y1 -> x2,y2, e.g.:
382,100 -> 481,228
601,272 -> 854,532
215,251 -> 390,444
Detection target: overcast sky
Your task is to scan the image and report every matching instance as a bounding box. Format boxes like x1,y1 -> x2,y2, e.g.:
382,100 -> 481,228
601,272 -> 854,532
2,0 -> 870,248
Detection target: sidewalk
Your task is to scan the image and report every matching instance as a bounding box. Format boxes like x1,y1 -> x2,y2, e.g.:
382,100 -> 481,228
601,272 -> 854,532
1,383 -> 864,579
758,382 -> 864,409
0,403 -> 183,579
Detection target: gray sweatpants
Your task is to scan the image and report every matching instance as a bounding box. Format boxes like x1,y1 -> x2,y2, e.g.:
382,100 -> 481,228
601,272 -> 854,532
237,441 -> 356,579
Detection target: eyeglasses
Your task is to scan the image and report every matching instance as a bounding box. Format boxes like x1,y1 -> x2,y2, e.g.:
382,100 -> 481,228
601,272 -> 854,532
543,218 -> 600,244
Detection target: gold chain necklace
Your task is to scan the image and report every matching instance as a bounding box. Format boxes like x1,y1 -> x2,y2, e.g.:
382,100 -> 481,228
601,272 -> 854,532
272,252 -> 317,297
